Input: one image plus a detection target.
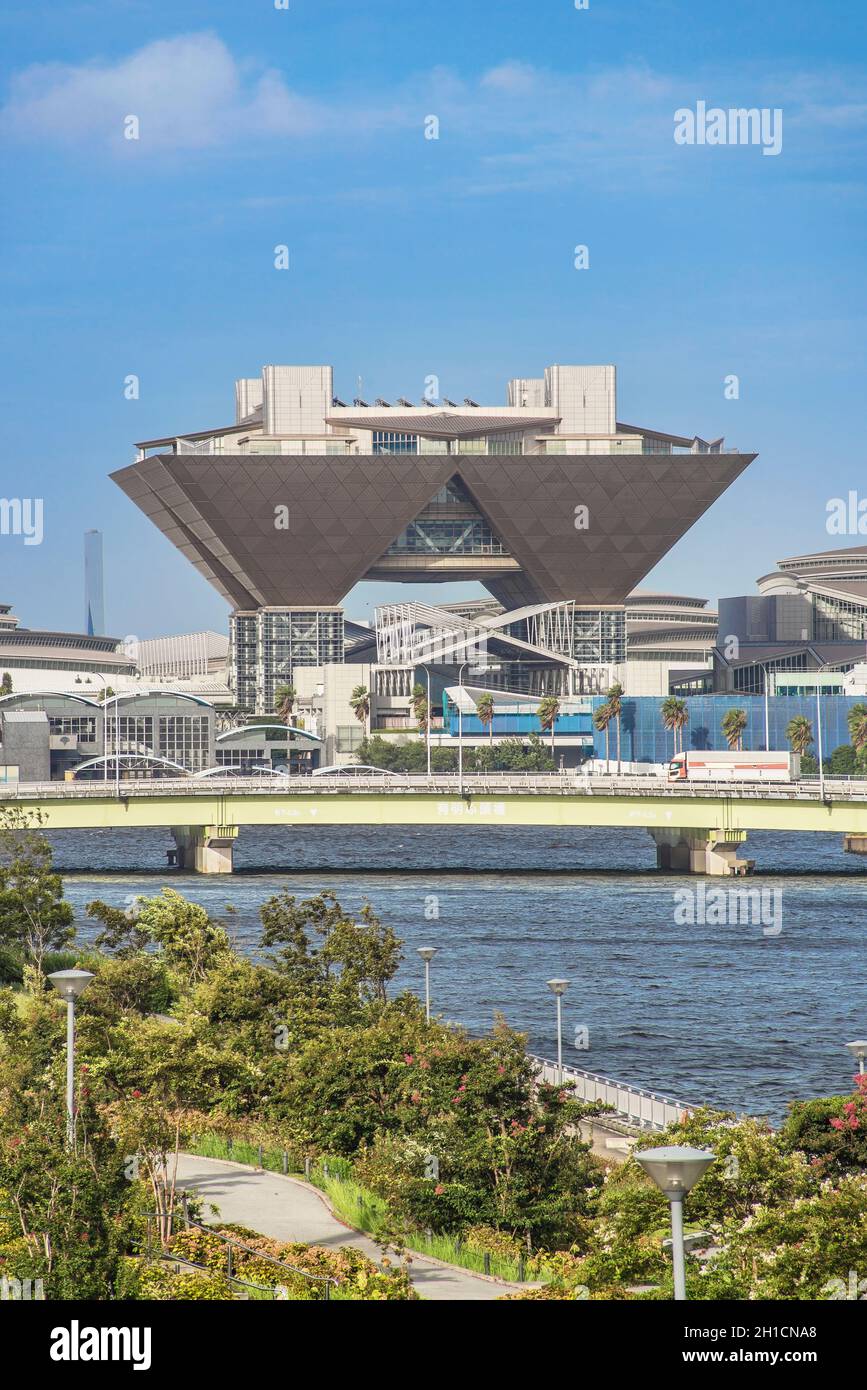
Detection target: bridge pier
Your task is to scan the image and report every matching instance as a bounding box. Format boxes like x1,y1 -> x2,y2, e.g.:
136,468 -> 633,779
648,827 -> 754,877
171,825 -> 238,874
843,833 -> 867,857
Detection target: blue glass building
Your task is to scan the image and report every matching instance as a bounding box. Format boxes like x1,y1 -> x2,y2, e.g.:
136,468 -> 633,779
440,693 -> 864,763
589,695 -> 864,763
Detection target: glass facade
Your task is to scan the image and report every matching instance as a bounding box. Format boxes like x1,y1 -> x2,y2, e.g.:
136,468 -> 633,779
385,477 -> 508,557
231,608 -> 345,713
589,694 -> 867,763
372,431 -> 418,455
159,714 -> 211,772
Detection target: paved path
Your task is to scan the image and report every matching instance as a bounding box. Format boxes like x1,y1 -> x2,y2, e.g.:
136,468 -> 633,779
175,1154 -> 525,1301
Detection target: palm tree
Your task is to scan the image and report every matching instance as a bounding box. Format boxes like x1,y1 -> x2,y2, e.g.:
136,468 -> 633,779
274,682 -> 296,726
722,708 -> 748,751
593,702 -> 612,773
476,691 -> 495,744
661,696 -> 679,758
673,699 -> 689,755
350,684 -> 370,736
607,681 -> 624,775
536,695 -> 561,759
847,702 -> 867,753
785,714 -> 813,756
411,682 -> 429,734
661,696 -> 689,757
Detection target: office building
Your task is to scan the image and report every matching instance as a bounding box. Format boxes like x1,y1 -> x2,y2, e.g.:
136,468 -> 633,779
84,529 -> 105,637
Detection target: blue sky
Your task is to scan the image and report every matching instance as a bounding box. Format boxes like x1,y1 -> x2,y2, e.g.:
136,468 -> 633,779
0,0 -> 865,637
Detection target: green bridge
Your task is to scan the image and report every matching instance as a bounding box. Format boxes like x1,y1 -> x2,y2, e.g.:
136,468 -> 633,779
5,774 -> 867,875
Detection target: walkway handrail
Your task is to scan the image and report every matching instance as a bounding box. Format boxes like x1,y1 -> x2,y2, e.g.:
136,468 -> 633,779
148,1209 -> 338,1295
531,1055 -> 698,1132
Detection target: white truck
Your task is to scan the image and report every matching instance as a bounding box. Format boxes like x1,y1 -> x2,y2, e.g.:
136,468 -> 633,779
668,750 -> 800,782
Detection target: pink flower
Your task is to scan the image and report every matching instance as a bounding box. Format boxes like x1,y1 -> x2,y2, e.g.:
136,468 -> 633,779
420,1059 -> 430,1069
404,1054 -> 414,1065
411,1091 -> 421,1103
434,1184 -> 445,1195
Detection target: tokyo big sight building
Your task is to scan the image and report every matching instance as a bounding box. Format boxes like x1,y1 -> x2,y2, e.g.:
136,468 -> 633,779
112,363 -> 754,715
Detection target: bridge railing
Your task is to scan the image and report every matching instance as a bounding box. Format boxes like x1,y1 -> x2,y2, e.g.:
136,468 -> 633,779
3,773 -> 867,799
532,1056 -> 695,1131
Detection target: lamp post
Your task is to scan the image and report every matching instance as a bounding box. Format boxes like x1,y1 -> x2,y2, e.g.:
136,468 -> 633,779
78,672 -> 109,783
417,946 -> 438,1021
114,690 -> 122,796
635,1145 -> 715,1300
47,969 -> 95,1145
457,661 -> 469,796
546,978 -> 569,1084
420,663 -> 432,779
815,676 -> 825,800
845,1039 -> 867,1075
760,663 -> 770,751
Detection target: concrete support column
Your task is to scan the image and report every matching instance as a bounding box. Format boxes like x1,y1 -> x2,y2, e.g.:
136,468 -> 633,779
171,825 -> 238,874
649,827 -> 753,877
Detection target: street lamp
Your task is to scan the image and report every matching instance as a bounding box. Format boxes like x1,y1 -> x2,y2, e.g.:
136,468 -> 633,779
845,1039 -> 867,1075
417,946 -> 438,1021
47,969 -> 95,1145
635,1145 -> 715,1300
457,660 -> 469,796
546,978 -> 569,1084
420,663 -> 432,779
760,662 -> 770,751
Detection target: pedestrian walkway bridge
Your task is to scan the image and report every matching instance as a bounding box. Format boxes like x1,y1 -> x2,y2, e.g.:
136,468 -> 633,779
3,773 -> 867,874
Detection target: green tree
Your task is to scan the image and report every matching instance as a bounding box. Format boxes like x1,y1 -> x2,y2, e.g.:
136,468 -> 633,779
411,683 -> 429,736
475,692 -> 495,745
829,744 -> 857,775
350,685 -> 370,736
660,696 -> 689,758
722,707 -> 748,751
607,682 -> 624,774
259,891 -> 402,1008
536,696 -> 561,760
593,702 -> 612,772
846,701 -> 867,755
785,714 -> 813,757
125,889 -> 231,989
0,672 -> 11,696
0,807 -> 74,978
274,682 -> 297,725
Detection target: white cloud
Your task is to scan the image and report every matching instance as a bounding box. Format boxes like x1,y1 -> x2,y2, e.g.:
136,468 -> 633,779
1,31 -> 864,194
0,31 -> 326,150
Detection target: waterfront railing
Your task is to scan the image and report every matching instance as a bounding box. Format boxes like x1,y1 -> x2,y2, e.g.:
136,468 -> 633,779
532,1056 -> 695,1131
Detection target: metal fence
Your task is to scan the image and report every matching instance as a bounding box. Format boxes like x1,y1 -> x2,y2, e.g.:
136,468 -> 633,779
533,1056 -> 694,1131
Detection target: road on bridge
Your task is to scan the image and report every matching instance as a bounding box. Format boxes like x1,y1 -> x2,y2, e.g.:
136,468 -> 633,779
175,1153 -> 526,1301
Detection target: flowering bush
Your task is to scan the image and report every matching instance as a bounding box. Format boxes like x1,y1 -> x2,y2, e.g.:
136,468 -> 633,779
166,1224 -> 417,1301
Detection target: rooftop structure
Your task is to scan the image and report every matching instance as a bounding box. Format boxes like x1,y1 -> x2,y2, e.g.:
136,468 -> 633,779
113,360 -> 753,613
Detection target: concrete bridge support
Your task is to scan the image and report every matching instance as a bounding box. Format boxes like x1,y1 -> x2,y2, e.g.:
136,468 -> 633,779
171,825 -> 238,874
843,833 -> 867,858
649,827 -> 754,876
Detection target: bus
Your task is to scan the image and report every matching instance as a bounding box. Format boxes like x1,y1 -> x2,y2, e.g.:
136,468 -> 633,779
668,751 -> 800,782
